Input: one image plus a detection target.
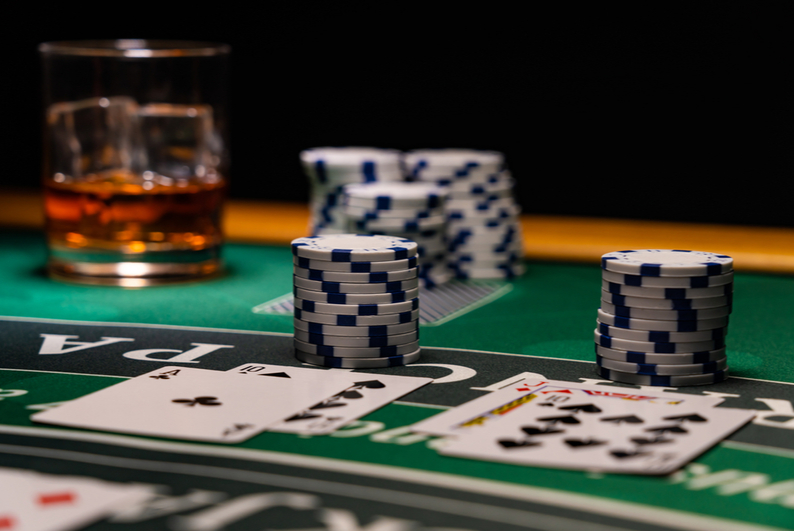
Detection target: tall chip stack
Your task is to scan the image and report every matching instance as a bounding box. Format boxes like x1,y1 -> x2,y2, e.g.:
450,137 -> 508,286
403,149 -> 524,279
594,249 -> 734,386
299,147 -> 403,235
290,234 -> 422,368
341,181 -> 452,288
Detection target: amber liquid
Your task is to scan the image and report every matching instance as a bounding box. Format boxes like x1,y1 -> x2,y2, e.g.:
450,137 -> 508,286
44,170 -> 226,286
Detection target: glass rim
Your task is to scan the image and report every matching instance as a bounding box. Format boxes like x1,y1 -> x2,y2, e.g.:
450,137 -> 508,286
38,39 -> 230,58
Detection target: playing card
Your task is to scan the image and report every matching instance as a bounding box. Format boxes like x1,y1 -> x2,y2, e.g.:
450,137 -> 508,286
410,377 -> 726,438
30,366 -> 347,443
0,467 -> 153,531
438,384 -> 755,475
226,363 -> 432,435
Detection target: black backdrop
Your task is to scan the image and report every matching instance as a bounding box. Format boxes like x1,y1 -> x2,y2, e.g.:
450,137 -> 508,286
4,4 -> 791,226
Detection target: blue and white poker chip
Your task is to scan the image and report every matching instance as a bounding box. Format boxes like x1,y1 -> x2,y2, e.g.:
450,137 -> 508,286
295,307 -> 419,326
294,286 -> 420,304
601,269 -> 734,288
354,215 -> 446,232
595,344 -> 728,365
294,318 -> 418,337
293,297 -> 419,315
291,234 -> 418,262
597,308 -> 729,332
600,291 -> 732,310
343,182 -> 448,210
601,250 -> 734,277
293,275 -> 419,294
293,338 -> 420,358
599,301 -> 731,321
295,348 -> 421,368
596,321 -> 728,343
596,354 -> 728,376
601,280 -> 733,300
293,328 -> 419,347
594,329 -> 724,353
293,265 -> 418,283
595,366 -> 728,386
293,255 -> 418,273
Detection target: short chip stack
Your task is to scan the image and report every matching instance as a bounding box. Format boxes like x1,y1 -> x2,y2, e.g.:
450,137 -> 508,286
403,149 -> 524,279
300,147 -> 403,235
342,181 -> 452,288
291,234 -> 422,368
595,249 -> 734,386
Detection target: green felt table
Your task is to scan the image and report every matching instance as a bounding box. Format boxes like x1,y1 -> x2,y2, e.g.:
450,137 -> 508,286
0,229 -> 792,531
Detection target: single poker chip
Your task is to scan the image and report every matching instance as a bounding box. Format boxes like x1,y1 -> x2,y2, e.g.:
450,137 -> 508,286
601,250 -> 734,277
597,308 -> 729,332
343,205 -> 445,220
593,329 -> 724,354
294,286 -> 420,304
601,269 -> 734,288
601,280 -> 733,300
295,348 -> 422,368
595,344 -> 728,365
441,171 -> 514,192
599,301 -> 731,322
293,328 -> 419,347
293,275 -> 420,294
596,366 -> 728,386
293,338 -> 421,358
293,255 -> 418,272
449,224 -> 519,237
449,232 -> 519,247
301,146 -> 402,166
450,263 -> 526,279
293,297 -> 419,316
596,354 -> 729,376
294,318 -> 419,337
404,148 -> 504,170
295,307 -> 420,326
291,234 -> 418,262
449,239 -> 522,253
293,266 -> 418,283
600,291 -> 732,310
343,182 -> 448,210
354,215 -> 446,232
596,321 -> 728,343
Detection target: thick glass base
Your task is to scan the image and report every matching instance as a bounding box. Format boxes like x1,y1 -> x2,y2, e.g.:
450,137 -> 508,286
47,247 -> 223,287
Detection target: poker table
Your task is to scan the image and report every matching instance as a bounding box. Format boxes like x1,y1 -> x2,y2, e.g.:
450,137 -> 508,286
0,191 -> 792,531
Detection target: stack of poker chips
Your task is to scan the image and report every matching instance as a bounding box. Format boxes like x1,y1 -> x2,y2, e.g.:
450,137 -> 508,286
594,249 -> 734,386
290,234 -> 421,368
342,181 -> 452,288
403,149 -> 524,279
300,147 -> 403,235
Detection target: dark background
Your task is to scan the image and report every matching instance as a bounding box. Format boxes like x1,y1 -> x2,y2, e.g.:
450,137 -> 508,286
3,4 -> 791,226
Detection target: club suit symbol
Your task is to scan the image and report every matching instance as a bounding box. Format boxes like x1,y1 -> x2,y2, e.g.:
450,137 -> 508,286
172,396 -> 222,407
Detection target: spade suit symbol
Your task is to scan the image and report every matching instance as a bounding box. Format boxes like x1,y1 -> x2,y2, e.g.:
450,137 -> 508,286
564,438 -> 608,449
499,439 -> 542,449
521,426 -> 564,436
537,415 -> 580,425
600,415 -> 644,425
663,413 -> 707,423
259,372 -> 291,378
645,425 -> 688,435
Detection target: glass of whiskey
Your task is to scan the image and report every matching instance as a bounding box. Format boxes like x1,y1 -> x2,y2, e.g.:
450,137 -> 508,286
39,40 -> 230,287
